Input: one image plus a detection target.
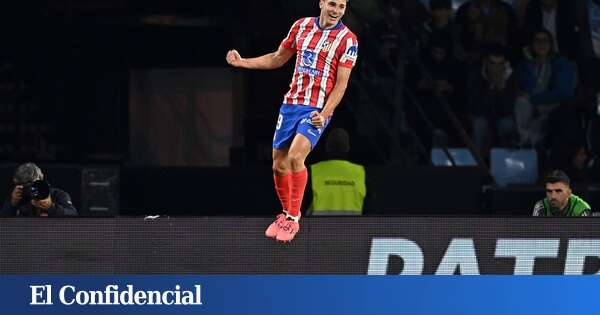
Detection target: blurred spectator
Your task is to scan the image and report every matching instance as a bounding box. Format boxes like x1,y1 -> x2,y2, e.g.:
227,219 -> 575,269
393,0 -> 430,50
521,0 -> 577,60
569,84 -> 600,182
547,140 -> 591,185
361,1 -> 405,130
0,163 -> 78,217
368,0 -> 429,76
424,0 -> 465,60
513,0 -> 532,27
532,169 -> 591,216
574,0 -> 600,88
514,29 -> 575,147
407,34 -> 466,149
467,45 -> 517,154
455,0 -> 519,65
544,83 -> 597,170
308,128 -> 366,215
368,0 -> 404,77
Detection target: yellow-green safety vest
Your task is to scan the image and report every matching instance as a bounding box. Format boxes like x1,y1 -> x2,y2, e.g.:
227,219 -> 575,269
310,160 -> 366,215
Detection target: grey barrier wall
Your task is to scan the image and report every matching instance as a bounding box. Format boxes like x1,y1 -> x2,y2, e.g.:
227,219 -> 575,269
1,217 -> 599,274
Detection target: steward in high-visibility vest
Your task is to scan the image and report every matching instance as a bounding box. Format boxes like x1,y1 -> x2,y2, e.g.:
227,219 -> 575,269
310,160 -> 366,214
309,128 -> 366,215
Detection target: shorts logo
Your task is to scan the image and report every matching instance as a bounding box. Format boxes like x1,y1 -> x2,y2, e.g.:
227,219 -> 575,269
307,129 -> 317,137
300,118 -> 312,125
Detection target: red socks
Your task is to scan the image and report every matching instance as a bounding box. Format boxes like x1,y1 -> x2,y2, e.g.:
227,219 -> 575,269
273,174 -> 291,212
289,168 -> 308,217
274,169 -> 307,218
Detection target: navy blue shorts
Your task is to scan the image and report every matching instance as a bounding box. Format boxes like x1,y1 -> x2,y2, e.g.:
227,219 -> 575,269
272,104 -> 330,150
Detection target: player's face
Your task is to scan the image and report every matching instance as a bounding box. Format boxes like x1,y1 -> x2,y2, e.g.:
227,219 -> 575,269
319,0 -> 347,28
545,182 -> 571,210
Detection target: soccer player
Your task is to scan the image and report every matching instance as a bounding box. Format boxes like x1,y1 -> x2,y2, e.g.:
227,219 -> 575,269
532,170 -> 592,217
226,0 -> 358,242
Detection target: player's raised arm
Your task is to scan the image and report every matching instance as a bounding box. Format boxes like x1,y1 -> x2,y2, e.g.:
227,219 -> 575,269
323,66 -> 352,114
311,66 -> 353,128
226,45 -> 295,70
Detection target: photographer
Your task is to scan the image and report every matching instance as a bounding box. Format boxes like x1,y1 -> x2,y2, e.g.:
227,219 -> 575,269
0,163 -> 78,217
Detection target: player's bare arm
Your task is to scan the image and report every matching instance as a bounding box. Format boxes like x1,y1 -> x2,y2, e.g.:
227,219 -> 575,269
311,66 -> 352,128
226,45 -> 295,70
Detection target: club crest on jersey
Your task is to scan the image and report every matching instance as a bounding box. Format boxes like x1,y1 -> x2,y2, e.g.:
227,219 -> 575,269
320,41 -> 332,52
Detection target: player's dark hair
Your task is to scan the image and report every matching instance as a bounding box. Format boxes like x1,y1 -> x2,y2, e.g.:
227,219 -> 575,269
545,170 -> 571,187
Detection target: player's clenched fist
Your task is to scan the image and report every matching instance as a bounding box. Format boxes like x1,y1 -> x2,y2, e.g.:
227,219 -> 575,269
226,50 -> 243,67
310,111 -> 325,128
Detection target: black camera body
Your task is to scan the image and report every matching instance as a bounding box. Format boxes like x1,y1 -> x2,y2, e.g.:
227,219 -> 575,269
22,180 -> 51,201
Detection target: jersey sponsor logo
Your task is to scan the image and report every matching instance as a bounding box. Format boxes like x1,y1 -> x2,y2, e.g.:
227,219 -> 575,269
345,45 -> 358,59
301,50 -> 316,67
297,66 -> 322,76
299,50 -> 321,76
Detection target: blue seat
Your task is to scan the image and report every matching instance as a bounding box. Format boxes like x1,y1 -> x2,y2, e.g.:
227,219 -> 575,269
431,148 -> 477,166
490,148 -> 538,186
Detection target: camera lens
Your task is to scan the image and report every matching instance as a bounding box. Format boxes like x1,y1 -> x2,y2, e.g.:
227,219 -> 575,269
30,180 -> 50,200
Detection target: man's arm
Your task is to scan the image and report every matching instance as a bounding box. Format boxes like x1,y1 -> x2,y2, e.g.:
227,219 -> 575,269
47,190 -> 78,216
321,66 -> 352,118
532,200 -> 544,216
0,198 -> 17,217
0,185 -> 23,217
226,45 -> 295,70
311,66 -> 353,127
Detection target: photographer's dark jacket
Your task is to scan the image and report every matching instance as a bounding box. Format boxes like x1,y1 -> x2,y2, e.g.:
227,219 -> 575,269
0,188 -> 78,217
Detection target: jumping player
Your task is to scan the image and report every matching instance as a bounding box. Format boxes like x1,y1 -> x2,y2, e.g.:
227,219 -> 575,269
226,0 -> 358,242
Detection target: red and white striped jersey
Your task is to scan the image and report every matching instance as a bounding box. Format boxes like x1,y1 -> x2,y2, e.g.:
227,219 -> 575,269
280,17 -> 358,108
